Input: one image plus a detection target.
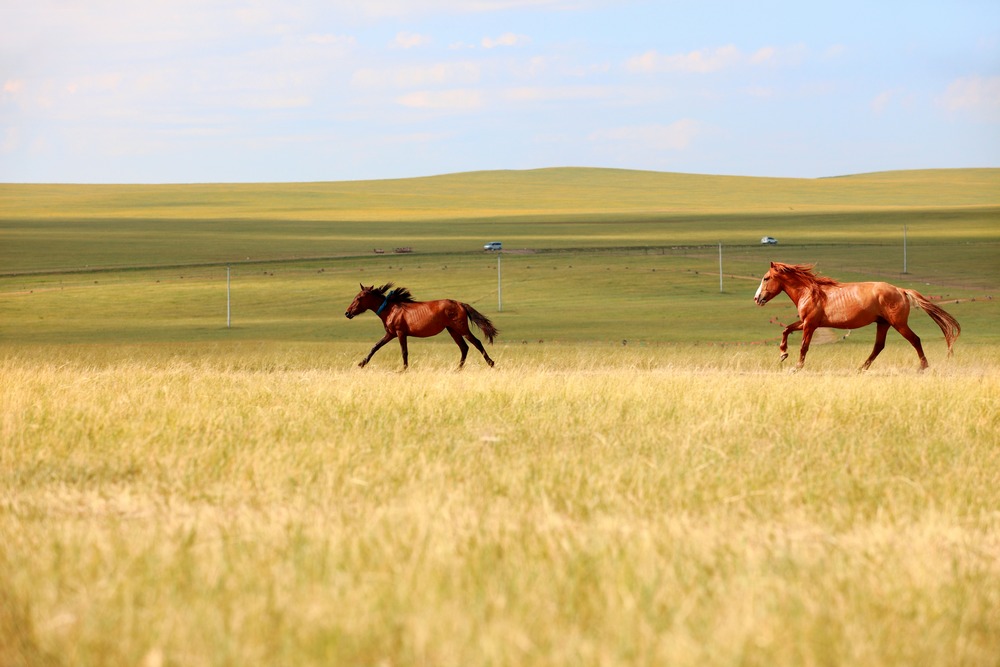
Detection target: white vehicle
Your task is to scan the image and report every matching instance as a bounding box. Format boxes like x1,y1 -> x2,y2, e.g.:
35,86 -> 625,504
760,236 -> 778,245
483,241 -> 503,251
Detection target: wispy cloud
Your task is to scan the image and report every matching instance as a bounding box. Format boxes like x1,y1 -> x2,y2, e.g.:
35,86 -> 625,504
503,85 -> 614,103
482,32 -> 530,48
393,31 -> 432,49
396,89 -> 484,110
939,75 -> 1000,117
590,120 -> 703,151
626,44 -> 799,74
871,87 -> 916,115
352,0 -> 604,19
353,62 -> 482,88
627,46 -> 742,74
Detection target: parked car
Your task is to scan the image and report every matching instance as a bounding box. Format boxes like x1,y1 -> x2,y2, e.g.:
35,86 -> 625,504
483,241 -> 503,251
760,236 -> 778,245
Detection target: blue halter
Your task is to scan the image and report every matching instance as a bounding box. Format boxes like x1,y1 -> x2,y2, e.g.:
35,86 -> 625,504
376,289 -> 397,315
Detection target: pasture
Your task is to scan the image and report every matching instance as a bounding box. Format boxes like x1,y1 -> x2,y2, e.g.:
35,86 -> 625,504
2,169 -> 999,666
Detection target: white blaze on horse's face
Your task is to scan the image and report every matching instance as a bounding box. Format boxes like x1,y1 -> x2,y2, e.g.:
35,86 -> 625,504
754,272 -> 778,306
754,276 -> 768,305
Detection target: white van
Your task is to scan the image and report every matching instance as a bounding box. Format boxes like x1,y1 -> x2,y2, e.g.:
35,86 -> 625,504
760,236 -> 778,245
483,241 -> 503,251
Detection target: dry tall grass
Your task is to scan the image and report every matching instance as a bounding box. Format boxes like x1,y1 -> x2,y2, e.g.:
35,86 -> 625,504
2,343 -> 999,666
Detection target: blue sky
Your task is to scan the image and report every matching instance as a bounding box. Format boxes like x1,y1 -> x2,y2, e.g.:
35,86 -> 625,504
2,0 -> 998,183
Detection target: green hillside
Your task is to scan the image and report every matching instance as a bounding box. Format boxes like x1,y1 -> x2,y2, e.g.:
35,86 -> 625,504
2,168 -> 998,275
3,167 -> 999,222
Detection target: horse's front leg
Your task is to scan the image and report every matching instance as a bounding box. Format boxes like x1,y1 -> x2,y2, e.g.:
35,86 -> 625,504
779,320 -> 802,363
359,332 -> 393,368
796,324 -> 816,370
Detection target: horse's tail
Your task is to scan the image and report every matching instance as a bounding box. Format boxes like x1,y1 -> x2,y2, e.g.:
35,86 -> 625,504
906,290 -> 961,356
462,303 -> 498,344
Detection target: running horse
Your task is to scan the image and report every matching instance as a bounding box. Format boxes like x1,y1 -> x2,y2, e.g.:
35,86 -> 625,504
345,283 -> 498,370
753,262 -> 960,371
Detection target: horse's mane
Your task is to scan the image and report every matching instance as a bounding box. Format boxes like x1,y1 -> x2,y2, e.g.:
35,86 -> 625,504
371,282 -> 416,304
772,263 -> 839,303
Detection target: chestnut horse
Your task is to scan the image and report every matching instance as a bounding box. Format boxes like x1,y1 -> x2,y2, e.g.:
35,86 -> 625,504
754,262 -> 960,371
345,283 -> 498,370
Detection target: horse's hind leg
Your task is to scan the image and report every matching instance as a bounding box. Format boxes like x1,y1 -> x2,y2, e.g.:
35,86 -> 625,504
892,321 -> 928,370
447,328 -> 470,368
397,333 -> 409,370
465,332 -> 495,367
860,319 -> 890,371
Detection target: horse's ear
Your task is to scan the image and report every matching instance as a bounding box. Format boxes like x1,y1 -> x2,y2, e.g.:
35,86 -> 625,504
360,283 -> 364,291
770,261 -> 776,269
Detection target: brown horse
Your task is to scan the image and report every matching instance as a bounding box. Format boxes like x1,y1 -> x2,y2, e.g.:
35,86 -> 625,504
753,262 -> 960,371
345,283 -> 498,370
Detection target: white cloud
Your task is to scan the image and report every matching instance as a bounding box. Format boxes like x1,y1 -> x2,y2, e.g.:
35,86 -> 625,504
939,75 -> 1000,116
396,89 -> 483,110
823,44 -> 847,60
482,32 -> 530,49
306,34 -> 356,47
871,88 -> 899,115
590,119 -> 702,151
626,44 -> 804,74
749,47 -> 777,66
350,0 -> 599,19
353,62 -> 481,88
65,73 -> 124,95
394,31 -> 432,49
627,45 -> 742,74
241,95 -> 312,110
503,85 -> 615,104
1,127 -> 19,154
744,86 -> 774,99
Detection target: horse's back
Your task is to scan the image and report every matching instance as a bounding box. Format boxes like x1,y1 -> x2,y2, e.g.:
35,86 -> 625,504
815,281 -> 905,327
398,299 -> 467,337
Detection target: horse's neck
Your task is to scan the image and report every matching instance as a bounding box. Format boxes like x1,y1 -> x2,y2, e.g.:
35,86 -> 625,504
781,280 -> 810,306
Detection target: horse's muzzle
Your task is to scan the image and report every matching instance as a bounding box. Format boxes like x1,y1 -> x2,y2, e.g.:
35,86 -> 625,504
345,311 -> 354,319
754,295 -> 768,306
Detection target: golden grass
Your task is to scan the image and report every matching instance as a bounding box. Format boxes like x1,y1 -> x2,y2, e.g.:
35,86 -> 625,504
3,343 -> 999,666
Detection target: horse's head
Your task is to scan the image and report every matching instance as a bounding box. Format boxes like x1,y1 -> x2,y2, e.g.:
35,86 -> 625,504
754,262 -> 784,306
345,284 -> 379,319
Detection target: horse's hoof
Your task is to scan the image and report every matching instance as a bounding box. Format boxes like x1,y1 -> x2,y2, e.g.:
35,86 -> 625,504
358,361 -> 367,368
778,353 -> 788,363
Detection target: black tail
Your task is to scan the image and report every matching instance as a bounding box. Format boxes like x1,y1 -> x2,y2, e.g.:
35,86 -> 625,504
462,303 -> 498,343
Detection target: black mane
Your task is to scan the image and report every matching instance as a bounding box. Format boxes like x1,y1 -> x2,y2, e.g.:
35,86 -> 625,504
371,282 -> 416,304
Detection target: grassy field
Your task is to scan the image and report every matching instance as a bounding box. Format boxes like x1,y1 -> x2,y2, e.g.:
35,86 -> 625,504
3,344 -> 999,666
2,168 -> 999,666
